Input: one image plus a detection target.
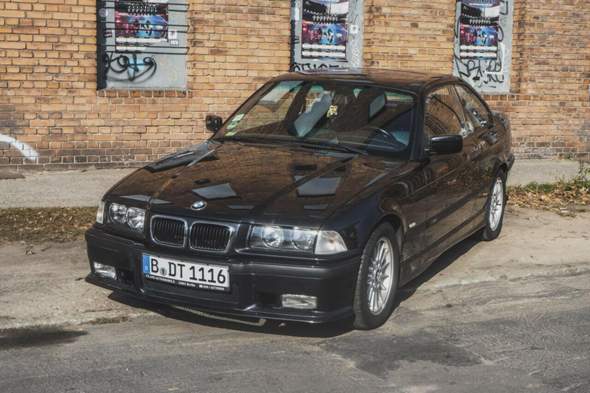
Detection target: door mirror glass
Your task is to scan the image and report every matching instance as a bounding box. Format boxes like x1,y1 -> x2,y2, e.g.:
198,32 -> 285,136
206,115 -> 222,133
429,135 -> 463,155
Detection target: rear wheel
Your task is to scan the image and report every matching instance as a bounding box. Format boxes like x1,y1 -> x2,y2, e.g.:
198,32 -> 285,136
353,223 -> 400,330
480,171 -> 507,241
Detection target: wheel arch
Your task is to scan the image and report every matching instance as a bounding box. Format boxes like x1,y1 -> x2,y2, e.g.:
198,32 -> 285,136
375,213 -> 404,251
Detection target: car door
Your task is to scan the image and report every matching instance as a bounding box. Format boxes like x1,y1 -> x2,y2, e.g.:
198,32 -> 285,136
419,85 -> 472,250
454,84 -> 497,216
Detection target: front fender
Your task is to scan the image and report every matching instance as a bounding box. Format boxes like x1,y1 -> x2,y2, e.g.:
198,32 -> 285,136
321,190 -> 407,255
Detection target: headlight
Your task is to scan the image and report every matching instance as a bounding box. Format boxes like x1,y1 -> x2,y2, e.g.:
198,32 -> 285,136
109,203 -> 127,224
249,225 -> 347,255
126,207 -> 146,231
96,200 -> 105,224
107,202 -> 145,232
261,226 -> 284,248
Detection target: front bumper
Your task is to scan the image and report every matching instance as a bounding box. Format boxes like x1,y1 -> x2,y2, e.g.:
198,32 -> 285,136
85,227 -> 359,324
507,153 -> 515,172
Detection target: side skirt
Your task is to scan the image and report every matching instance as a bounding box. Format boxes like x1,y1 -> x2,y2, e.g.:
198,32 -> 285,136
399,210 -> 486,287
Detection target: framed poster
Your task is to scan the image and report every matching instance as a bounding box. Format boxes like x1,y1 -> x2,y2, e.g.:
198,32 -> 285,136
97,0 -> 188,90
453,0 -> 514,94
291,0 -> 363,71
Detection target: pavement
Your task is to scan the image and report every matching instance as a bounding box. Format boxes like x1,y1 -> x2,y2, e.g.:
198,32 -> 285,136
507,159 -> 582,187
0,159 -> 584,208
1,207 -> 589,392
0,168 -> 135,209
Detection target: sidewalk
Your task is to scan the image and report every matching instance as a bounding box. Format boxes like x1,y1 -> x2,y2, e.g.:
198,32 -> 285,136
0,159 -> 582,208
0,168 -> 135,208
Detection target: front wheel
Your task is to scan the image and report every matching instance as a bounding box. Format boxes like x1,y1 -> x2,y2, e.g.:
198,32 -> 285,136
480,171 -> 507,241
352,223 -> 400,330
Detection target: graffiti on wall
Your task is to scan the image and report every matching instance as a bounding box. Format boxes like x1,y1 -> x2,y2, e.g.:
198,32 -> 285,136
291,0 -> 363,71
97,0 -> 188,89
453,0 -> 514,94
0,134 -> 39,162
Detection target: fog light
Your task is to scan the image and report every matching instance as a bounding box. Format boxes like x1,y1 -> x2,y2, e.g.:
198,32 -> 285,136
93,262 -> 116,280
281,294 -> 317,310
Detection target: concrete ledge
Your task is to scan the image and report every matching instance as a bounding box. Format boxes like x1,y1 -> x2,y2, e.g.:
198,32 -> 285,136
507,159 -> 581,187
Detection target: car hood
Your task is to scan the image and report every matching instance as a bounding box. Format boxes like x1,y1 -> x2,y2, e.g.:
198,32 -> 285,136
107,141 -> 408,226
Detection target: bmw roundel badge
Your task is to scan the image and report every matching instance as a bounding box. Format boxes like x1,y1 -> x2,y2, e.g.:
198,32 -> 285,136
191,200 -> 207,211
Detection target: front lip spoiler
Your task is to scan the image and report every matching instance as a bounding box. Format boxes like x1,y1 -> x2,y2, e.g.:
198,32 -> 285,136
507,153 -> 515,171
85,274 -> 354,324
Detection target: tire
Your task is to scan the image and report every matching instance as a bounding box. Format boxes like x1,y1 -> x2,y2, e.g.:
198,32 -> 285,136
352,223 -> 400,330
480,170 -> 507,241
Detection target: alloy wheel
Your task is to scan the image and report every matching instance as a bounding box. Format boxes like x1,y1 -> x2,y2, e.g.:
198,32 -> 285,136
366,237 -> 395,315
489,177 -> 504,231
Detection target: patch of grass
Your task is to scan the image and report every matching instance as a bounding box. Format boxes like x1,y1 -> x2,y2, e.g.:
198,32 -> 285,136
508,162 -> 590,216
516,182 -> 557,193
0,207 -> 96,244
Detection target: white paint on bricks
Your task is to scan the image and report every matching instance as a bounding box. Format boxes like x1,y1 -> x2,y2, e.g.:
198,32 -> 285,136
0,134 -> 39,161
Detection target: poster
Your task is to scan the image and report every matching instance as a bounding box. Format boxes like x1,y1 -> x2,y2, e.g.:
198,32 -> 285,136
453,0 -> 514,94
458,0 -> 500,60
291,0 -> 363,71
114,0 -> 170,46
301,0 -> 349,62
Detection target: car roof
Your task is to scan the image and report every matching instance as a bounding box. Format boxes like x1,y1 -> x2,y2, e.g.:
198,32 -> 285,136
273,68 -> 458,95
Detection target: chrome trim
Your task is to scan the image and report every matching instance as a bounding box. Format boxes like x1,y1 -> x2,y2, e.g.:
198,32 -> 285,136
150,214 -> 189,249
188,220 -> 239,254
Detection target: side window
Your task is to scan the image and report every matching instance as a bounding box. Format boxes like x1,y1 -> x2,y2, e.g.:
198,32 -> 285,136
424,86 -> 465,140
455,85 -> 491,129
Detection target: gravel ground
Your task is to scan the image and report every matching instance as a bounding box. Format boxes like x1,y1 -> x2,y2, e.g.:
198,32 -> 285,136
0,207 -> 589,392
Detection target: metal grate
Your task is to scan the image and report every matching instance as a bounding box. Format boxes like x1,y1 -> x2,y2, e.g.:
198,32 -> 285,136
151,216 -> 186,247
189,223 -> 231,252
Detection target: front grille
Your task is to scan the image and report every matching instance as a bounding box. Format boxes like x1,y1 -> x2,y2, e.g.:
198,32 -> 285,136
151,216 -> 186,247
190,223 -> 232,252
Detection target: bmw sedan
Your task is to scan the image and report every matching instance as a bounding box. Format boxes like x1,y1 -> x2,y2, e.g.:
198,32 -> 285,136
86,69 -> 514,329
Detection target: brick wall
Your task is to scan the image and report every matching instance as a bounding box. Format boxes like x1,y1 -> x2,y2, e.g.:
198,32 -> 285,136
0,0 -> 588,169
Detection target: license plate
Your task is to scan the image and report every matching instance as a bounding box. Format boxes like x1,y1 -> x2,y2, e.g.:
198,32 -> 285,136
142,254 -> 230,292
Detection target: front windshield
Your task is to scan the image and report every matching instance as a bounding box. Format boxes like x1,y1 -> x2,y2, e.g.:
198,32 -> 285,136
214,80 -> 416,155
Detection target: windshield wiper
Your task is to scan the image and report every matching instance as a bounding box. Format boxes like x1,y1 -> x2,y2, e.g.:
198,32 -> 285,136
217,135 -> 366,155
215,135 -> 272,144
292,140 -> 367,155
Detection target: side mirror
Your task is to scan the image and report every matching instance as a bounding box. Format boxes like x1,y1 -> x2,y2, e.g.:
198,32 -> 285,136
205,115 -> 222,133
429,135 -> 463,155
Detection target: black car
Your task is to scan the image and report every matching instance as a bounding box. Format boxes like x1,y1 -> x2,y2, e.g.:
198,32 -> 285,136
86,69 -> 514,329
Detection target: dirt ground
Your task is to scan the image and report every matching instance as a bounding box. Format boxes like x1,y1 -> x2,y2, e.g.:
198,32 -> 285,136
0,207 -> 589,392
